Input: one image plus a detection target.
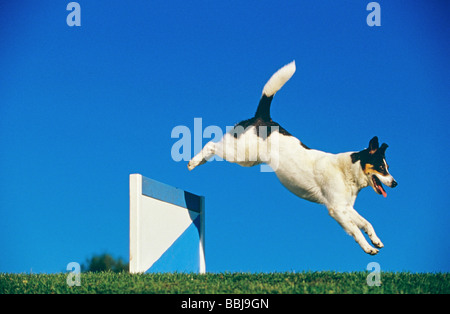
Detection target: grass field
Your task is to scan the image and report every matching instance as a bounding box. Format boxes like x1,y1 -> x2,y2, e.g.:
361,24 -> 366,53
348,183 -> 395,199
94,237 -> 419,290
1,272 -> 448,294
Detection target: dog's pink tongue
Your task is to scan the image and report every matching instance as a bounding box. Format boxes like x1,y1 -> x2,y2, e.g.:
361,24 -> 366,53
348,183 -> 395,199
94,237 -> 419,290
381,188 -> 387,198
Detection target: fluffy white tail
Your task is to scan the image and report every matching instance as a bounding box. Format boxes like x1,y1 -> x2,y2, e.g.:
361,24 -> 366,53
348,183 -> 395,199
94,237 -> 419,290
262,60 -> 296,97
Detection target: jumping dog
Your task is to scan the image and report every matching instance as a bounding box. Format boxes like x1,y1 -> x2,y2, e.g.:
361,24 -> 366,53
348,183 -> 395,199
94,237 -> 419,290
188,61 -> 397,255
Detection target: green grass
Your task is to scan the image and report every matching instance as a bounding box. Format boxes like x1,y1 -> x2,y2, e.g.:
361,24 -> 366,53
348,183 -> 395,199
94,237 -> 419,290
1,272 -> 448,294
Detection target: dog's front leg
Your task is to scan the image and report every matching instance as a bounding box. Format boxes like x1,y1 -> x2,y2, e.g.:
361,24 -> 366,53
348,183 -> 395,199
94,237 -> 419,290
328,206 -> 379,255
348,208 -> 384,249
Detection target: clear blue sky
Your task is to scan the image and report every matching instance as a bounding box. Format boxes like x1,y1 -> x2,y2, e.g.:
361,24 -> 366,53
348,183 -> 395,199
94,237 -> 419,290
1,1 -> 449,273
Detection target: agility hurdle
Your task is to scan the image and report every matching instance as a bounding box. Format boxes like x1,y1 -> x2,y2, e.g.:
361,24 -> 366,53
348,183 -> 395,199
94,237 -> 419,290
129,174 -> 205,274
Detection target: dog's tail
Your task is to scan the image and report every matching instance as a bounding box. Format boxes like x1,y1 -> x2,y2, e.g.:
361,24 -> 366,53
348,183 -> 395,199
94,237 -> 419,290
255,60 -> 296,121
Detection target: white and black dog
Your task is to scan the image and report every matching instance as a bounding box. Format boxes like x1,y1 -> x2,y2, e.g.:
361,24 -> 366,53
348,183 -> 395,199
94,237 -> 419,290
188,61 -> 397,255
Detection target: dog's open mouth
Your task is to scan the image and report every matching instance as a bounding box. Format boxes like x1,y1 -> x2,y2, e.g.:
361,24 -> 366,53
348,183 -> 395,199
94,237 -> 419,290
372,175 -> 387,198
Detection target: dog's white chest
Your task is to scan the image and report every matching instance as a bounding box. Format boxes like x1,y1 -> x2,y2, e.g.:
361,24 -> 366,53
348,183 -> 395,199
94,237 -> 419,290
268,134 -> 328,204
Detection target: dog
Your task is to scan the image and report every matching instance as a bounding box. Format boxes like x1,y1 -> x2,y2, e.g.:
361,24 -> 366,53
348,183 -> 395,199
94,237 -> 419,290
188,61 -> 397,255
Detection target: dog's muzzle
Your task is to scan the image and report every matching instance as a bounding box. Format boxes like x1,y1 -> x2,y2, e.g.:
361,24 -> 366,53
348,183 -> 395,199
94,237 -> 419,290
391,180 -> 398,188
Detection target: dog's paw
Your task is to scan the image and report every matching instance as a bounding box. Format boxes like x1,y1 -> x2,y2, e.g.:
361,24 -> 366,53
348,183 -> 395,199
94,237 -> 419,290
371,239 -> 384,249
187,161 -> 196,171
362,245 -> 379,255
187,159 -> 202,171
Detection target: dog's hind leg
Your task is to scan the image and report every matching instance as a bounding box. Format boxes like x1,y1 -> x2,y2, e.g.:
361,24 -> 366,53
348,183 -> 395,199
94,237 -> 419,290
188,141 -> 217,170
188,131 -> 260,170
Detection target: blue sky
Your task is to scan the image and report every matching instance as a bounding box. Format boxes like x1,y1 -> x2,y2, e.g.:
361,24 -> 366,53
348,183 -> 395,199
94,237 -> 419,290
1,1 -> 449,273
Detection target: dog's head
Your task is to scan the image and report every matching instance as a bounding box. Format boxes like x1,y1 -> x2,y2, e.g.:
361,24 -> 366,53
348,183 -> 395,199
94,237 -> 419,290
351,136 -> 397,197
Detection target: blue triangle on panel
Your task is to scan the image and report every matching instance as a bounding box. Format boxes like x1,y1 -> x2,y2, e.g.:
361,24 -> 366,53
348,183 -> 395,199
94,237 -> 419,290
147,215 -> 201,273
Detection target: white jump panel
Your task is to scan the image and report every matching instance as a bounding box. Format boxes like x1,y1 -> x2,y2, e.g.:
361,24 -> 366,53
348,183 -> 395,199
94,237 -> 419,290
129,174 -> 205,273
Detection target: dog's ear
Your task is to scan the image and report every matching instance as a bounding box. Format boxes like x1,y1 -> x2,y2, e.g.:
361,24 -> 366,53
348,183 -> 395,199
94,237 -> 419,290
368,136 -> 379,155
379,143 -> 389,155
